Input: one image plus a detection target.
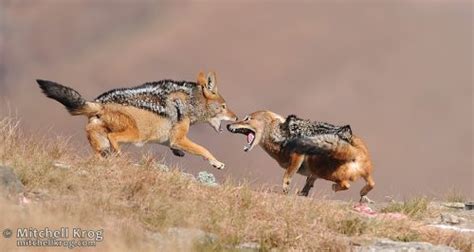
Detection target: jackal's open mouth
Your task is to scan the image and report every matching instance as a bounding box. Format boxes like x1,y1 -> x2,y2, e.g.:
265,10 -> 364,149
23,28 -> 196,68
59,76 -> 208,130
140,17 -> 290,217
228,127 -> 255,152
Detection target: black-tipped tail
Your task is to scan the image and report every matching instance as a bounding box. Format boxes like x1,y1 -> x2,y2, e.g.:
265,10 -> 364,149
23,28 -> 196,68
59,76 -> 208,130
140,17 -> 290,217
37,79 -> 86,115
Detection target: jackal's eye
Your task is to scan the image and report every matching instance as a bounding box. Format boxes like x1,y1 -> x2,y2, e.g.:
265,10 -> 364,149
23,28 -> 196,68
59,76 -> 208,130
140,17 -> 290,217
244,116 -> 251,121
221,104 -> 227,109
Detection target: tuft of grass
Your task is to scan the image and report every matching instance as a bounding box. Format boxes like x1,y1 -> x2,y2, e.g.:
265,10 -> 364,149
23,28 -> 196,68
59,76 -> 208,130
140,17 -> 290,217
445,187 -> 466,203
333,216 -> 369,236
381,197 -> 430,219
420,228 -> 473,252
392,231 -> 420,242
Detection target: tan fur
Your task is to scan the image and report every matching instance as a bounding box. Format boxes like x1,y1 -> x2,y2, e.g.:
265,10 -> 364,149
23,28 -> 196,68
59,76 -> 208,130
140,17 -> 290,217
228,110 -> 375,202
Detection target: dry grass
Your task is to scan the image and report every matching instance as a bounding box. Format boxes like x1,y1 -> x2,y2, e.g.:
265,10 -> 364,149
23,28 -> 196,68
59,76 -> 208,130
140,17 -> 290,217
381,197 -> 430,220
445,187 -> 466,203
0,116 -> 472,251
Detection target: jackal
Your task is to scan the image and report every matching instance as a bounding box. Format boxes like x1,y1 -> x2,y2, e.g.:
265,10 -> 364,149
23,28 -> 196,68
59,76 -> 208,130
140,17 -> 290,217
227,111 -> 375,202
37,72 -> 237,169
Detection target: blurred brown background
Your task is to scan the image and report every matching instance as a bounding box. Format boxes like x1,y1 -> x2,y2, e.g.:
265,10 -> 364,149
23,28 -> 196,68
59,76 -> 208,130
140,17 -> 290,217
0,0 -> 472,201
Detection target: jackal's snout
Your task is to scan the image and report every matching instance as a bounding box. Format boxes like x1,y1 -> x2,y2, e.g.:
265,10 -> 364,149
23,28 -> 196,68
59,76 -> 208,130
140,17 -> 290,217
226,111 -> 238,122
226,122 -> 245,133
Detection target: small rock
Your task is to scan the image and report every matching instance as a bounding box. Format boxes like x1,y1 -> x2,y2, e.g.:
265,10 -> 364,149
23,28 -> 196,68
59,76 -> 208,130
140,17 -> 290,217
464,202 -> 474,210
197,171 -> 218,187
429,224 -> 474,233
77,170 -> 89,177
236,242 -> 261,250
442,202 -> 465,209
0,166 -> 28,204
0,166 -> 24,196
52,161 -> 71,169
440,213 -> 465,225
354,239 -> 457,252
155,164 -> 170,172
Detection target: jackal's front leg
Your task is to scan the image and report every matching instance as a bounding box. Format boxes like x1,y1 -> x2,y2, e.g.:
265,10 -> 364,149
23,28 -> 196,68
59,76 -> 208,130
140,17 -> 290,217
171,148 -> 185,157
171,136 -> 224,169
170,118 -> 225,169
282,153 -> 305,194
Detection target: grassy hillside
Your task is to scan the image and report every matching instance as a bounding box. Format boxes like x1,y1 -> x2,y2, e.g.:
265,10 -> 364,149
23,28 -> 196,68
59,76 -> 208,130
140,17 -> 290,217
0,116 -> 472,251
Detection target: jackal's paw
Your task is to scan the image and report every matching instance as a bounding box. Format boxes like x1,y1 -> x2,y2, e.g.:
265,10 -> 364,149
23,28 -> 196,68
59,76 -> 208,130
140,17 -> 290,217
360,196 -> 375,204
282,185 -> 290,195
209,159 -> 225,170
171,148 -> 185,157
99,148 -> 112,158
297,191 -> 309,197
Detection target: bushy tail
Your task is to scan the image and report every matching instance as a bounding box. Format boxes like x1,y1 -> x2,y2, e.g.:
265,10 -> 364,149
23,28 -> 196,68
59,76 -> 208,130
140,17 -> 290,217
37,79 -> 101,116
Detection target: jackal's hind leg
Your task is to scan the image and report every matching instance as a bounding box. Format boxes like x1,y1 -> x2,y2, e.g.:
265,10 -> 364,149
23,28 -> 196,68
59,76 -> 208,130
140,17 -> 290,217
332,181 -> 350,192
298,175 -> 316,197
86,118 -> 111,157
107,129 -> 139,155
360,175 -> 375,203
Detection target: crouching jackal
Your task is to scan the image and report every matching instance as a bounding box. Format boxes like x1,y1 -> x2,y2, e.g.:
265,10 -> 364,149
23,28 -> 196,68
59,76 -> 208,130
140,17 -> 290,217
37,72 -> 237,169
227,111 -> 375,202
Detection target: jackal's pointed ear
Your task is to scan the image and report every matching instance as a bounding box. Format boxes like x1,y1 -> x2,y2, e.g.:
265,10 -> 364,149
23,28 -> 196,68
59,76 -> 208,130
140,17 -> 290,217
206,72 -> 217,93
197,71 -> 218,98
197,72 -> 207,86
